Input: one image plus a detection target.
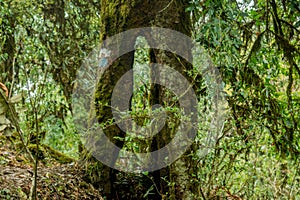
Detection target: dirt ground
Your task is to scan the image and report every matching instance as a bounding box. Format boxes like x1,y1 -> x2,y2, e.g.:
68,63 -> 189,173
0,144 -> 104,200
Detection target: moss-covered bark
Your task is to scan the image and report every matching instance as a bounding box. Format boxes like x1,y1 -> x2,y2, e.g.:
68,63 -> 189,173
82,0 -> 199,199
148,1 -> 197,199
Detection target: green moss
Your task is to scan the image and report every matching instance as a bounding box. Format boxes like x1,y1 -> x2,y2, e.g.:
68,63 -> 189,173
120,4 -> 130,20
28,143 -> 75,164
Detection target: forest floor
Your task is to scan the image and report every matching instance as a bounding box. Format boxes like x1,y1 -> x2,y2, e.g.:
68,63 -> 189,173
0,142 -> 104,200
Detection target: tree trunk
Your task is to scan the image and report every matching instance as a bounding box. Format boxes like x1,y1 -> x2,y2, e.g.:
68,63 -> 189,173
81,1 -> 198,199
0,11 -> 16,89
149,2 -> 196,199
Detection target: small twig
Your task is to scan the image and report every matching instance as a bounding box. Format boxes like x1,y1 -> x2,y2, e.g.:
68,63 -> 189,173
147,175 -> 163,197
199,186 -> 206,200
29,63 -> 50,200
159,0 -> 175,13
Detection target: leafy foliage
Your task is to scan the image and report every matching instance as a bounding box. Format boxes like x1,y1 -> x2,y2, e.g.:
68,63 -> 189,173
186,0 -> 300,198
0,0 -> 100,158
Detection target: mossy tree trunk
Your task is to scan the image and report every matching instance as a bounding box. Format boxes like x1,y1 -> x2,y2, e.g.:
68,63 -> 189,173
0,8 -> 16,88
149,2 -> 197,199
81,1 -> 198,199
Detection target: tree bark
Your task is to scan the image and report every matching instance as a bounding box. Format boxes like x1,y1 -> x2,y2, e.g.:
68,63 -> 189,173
81,1 -> 198,199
